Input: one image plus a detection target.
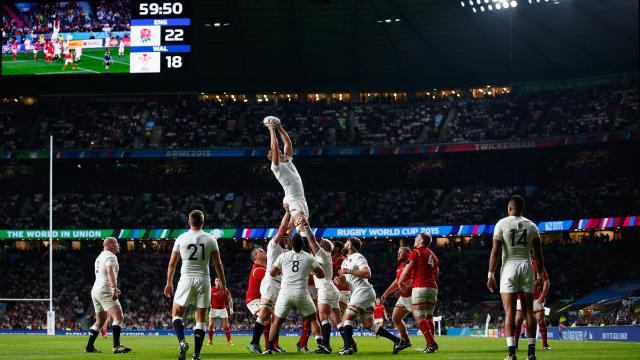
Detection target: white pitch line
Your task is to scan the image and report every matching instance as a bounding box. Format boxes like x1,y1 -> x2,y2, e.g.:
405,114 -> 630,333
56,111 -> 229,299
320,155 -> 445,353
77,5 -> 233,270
34,68 -> 97,75
83,54 -> 129,66
76,66 -> 100,73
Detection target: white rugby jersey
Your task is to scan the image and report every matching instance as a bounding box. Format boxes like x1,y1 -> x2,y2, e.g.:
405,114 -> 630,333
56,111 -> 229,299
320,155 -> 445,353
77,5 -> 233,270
273,250 -> 319,294
271,158 -> 305,203
92,250 -> 119,293
172,230 -> 219,278
493,216 -> 540,263
313,248 -> 333,288
264,238 -> 288,283
341,253 -> 374,292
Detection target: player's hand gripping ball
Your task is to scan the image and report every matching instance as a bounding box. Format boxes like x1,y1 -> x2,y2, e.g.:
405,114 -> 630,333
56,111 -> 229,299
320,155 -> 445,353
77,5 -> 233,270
263,116 -> 281,128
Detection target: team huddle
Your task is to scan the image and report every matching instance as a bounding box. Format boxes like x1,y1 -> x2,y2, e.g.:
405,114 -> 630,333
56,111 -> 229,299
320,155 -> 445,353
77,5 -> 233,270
84,116 -> 548,360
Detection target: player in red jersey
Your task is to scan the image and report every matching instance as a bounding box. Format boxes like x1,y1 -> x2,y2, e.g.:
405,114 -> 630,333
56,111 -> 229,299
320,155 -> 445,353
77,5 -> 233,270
33,42 -> 39,61
398,233 -> 439,353
245,247 -> 268,344
62,48 -> 75,71
331,240 -> 358,352
381,246 -> 412,344
47,42 -> 54,63
11,39 -> 18,60
208,278 -> 234,345
515,259 -> 550,350
373,297 -> 388,328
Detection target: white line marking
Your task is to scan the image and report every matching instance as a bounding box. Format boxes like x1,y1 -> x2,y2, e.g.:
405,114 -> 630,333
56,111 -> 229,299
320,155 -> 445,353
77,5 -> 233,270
83,54 -> 129,65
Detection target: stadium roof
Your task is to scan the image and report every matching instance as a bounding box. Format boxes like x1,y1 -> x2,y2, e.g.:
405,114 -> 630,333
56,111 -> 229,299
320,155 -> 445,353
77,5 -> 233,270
193,0 -> 639,91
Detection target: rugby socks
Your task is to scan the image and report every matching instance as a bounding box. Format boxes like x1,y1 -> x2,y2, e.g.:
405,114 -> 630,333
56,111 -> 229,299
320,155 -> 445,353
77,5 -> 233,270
528,337 -> 536,357
429,320 -> 436,338
112,324 -> 122,348
251,317 -> 266,345
540,322 -> 549,347
208,328 -> 213,342
194,322 -> 206,356
86,325 -> 99,350
506,336 -> 516,357
321,320 -> 332,347
375,325 -> 400,343
172,316 -> 185,342
342,321 -> 353,349
224,326 -> 231,343
418,320 -> 435,345
299,319 -> 311,347
514,327 -> 521,347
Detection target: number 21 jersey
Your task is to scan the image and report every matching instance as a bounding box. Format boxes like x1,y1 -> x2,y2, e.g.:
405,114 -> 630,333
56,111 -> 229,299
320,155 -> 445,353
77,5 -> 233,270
172,230 -> 219,279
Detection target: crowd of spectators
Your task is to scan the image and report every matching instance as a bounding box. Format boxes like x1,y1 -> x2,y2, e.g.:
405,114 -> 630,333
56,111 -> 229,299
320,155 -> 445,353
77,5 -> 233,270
0,237 -> 637,331
0,84 -> 637,150
2,0 -> 130,37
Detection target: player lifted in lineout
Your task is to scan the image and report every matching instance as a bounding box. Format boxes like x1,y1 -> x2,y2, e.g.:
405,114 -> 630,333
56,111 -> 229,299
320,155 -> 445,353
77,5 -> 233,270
487,195 -> 545,360
264,116 -> 309,236
85,237 -> 131,354
164,210 -> 227,360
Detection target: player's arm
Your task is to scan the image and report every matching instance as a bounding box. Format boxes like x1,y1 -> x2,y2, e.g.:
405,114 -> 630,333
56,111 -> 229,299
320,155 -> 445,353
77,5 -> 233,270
273,205 -> 291,245
277,124 -> 293,157
301,222 -> 320,255
313,264 -> 326,279
381,280 -> 399,301
226,290 -> 234,316
540,271 -> 550,303
164,250 -> 180,298
531,233 -> 545,292
397,260 -> 414,286
384,307 -> 389,320
106,262 -> 120,300
487,236 -> 502,293
270,255 -> 283,277
269,123 -> 280,166
211,249 -> 226,292
340,265 -> 370,279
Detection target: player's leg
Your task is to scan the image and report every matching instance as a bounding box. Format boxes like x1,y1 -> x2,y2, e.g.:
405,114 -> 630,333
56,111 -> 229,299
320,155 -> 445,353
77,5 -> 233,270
172,278 -> 193,360
521,292 -> 538,359
392,302 -> 411,344
361,311 -> 406,354
265,316 -> 285,353
207,312 -> 215,344
338,306 -> 357,354
514,306 -> 524,348
501,292 -> 518,359
86,309 -> 107,352
535,308 -> 549,349
412,288 -> 437,351
192,307 -> 208,360
248,298 -> 273,350
317,302 -> 333,350
266,295 -> 292,353
106,303 -> 130,353
221,317 -> 232,345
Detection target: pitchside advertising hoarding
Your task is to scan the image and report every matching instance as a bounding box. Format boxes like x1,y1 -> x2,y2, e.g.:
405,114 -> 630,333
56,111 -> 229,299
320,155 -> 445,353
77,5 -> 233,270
0,216 -> 637,239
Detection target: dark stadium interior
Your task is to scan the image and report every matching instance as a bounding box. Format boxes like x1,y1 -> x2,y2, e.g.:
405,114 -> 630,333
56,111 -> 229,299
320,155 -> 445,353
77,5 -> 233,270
0,0 -> 639,356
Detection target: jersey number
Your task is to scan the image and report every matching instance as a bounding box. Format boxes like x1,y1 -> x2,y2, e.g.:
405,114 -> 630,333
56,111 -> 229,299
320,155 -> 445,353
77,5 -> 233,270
188,244 -> 205,260
510,229 -> 528,247
292,261 -> 299,273
428,255 -> 435,267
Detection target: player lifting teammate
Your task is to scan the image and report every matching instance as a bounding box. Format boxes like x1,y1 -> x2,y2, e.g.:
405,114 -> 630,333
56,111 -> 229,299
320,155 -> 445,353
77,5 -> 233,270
164,210 -> 226,360
263,233 -> 326,354
331,241 -> 358,352
246,206 -> 291,354
381,247 -> 413,345
398,234 -> 440,353
207,278 -> 234,346
85,237 -> 131,354
337,237 -> 409,355
487,195 -> 545,360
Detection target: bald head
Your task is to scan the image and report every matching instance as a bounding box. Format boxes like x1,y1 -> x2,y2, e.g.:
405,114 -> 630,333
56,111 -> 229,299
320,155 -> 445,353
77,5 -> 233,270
103,237 -> 119,254
320,239 -> 334,253
398,246 -> 410,263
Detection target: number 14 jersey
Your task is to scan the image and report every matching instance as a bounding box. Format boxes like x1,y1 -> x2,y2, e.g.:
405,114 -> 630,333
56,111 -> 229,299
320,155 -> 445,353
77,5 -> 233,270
493,216 -> 540,263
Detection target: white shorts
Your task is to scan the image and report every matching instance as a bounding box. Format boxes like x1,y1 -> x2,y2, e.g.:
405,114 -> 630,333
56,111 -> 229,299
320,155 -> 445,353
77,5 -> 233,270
260,278 -> 281,304
411,287 -> 438,305
91,289 -> 120,313
209,308 -> 229,319
339,290 -> 351,305
500,261 -> 534,293
65,58 -> 73,64
174,277 -> 211,309
374,318 -> 383,324
349,287 -> 376,314
517,299 -> 545,313
307,285 -> 318,301
317,284 -> 340,309
395,296 -> 412,310
119,49 -> 124,55
274,292 -> 316,318
285,197 -> 309,220
247,299 -> 261,315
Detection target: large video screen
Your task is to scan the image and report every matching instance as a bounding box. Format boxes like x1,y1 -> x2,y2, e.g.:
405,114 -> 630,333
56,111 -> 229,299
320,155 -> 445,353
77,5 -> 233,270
1,0 -> 189,75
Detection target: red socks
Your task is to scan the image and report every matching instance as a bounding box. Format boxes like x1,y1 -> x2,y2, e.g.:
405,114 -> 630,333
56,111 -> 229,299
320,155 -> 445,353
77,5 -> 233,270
299,319 -> 311,347
224,327 -> 231,342
208,329 -> 213,342
540,322 -> 548,347
263,320 -> 271,345
418,320 -> 435,345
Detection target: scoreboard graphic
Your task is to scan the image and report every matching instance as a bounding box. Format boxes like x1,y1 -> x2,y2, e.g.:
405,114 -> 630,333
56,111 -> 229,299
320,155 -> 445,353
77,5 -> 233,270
130,1 -> 191,73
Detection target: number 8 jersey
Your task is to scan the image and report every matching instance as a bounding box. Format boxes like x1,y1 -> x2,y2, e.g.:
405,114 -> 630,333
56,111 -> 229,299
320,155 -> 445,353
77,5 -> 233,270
493,216 -> 540,263
272,250 -> 319,294
173,229 -> 219,279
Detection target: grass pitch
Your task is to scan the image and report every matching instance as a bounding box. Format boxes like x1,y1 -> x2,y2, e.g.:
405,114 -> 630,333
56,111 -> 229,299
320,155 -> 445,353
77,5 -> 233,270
0,334 -> 638,359
1,47 -> 130,75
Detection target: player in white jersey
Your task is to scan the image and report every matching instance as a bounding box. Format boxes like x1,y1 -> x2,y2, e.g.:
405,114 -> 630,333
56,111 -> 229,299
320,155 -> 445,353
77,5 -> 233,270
487,195 -> 545,360
246,205 -> 292,354
265,117 -> 309,234
51,20 -> 60,42
23,38 -> 31,55
263,233 -> 326,354
74,43 -> 82,62
118,37 -> 125,58
297,221 -> 342,353
53,39 -> 61,61
164,210 -> 226,360
337,237 -> 409,355
85,237 -> 131,354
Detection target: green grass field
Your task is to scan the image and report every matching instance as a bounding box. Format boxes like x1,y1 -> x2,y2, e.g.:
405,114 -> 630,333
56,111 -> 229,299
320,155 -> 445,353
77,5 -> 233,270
1,47 -> 130,75
0,335 -> 638,359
